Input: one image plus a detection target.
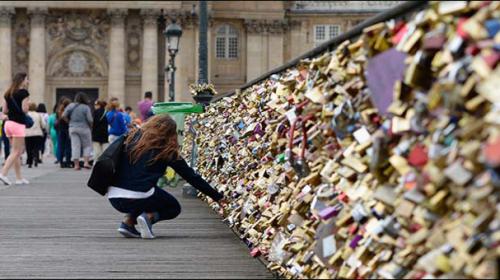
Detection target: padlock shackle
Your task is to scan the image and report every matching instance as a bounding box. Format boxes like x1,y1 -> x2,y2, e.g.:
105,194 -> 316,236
295,99 -> 310,112
288,114 -> 315,161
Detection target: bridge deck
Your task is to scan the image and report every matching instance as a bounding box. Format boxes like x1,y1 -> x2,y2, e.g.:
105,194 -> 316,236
0,163 -> 273,279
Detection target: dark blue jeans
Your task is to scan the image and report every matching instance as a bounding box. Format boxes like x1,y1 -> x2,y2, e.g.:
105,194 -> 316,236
109,187 -> 182,223
58,128 -> 71,165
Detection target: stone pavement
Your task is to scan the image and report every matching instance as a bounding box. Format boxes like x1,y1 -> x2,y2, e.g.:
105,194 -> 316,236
0,160 -> 274,279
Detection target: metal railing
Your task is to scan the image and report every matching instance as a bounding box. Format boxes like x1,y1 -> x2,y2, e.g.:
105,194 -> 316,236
211,0 -> 428,102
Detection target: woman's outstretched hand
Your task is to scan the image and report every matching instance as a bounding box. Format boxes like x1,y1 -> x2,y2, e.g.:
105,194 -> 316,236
217,198 -> 230,216
218,198 -> 229,208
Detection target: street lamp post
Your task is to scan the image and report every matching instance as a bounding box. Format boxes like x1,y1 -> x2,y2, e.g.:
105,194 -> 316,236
192,0 -> 213,106
164,21 -> 182,102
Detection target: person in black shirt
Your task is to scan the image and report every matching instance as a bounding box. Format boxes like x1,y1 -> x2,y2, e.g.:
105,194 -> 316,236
92,100 -> 108,159
107,114 -> 228,239
56,97 -> 72,168
0,72 -> 31,186
36,103 -> 49,162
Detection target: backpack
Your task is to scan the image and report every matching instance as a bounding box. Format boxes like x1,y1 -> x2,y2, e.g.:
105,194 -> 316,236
87,134 -> 127,196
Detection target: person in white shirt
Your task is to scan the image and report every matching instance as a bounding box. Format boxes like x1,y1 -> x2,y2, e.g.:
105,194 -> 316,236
25,103 -> 46,168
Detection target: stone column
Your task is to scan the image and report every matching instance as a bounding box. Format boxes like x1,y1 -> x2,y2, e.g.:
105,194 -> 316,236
288,20 -> 304,60
140,9 -> 159,102
107,9 -> 127,104
268,20 -> 286,70
245,20 -> 265,82
0,7 -> 14,93
28,8 -> 47,104
176,23 -> 196,102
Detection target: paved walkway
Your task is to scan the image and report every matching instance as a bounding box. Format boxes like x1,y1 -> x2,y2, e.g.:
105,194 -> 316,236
0,161 -> 273,279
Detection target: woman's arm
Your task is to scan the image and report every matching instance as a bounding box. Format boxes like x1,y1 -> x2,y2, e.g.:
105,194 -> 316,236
2,98 -> 8,115
86,107 -> 93,127
168,157 -> 224,201
106,111 -> 113,123
21,97 -> 29,113
62,103 -> 74,120
40,113 -> 47,130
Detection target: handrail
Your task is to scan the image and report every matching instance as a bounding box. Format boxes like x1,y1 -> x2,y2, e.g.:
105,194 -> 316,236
211,0 -> 428,102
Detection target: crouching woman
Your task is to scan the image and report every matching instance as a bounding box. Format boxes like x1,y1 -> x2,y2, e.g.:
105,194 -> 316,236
108,114 -> 227,239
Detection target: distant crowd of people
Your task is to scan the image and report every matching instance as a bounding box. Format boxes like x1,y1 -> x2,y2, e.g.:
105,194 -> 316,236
0,72 -> 155,185
1,72 -> 227,240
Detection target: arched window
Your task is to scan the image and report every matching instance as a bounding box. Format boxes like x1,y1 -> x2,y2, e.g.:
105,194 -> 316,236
215,24 -> 239,59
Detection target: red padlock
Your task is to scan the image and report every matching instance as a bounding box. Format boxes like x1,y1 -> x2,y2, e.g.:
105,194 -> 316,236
338,192 -> 349,203
250,248 -> 261,257
408,144 -> 428,167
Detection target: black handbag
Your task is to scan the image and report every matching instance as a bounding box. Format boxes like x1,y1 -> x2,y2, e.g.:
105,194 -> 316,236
10,97 -> 33,128
24,115 -> 34,128
87,134 -> 127,196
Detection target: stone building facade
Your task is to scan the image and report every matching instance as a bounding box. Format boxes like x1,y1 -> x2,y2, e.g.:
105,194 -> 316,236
0,1 -> 399,111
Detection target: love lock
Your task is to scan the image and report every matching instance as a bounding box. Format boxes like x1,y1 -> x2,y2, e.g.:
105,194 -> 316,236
292,157 -> 310,179
288,114 -> 315,178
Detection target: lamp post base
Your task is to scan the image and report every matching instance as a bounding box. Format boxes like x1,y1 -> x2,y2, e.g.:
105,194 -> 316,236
182,183 -> 199,198
193,90 -> 213,106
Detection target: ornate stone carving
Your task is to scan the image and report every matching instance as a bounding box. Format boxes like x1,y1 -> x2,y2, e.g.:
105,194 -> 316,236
107,8 -> 127,26
290,1 -> 401,13
244,19 -> 288,35
140,9 -> 161,27
48,48 -> 106,77
164,10 -> 198,28
27,7 -> 48,26
46,10 -> 109,78
12,11 -> 30,74
68,51 -> 87,74
288,19 -> 302,30
0,6 -> 15,26
126,15 -> 142,73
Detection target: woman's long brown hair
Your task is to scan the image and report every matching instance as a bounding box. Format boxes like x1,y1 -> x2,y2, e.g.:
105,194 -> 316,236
57,97 -> 71,118
4,72 -> 27,98
125,114 -> 180,164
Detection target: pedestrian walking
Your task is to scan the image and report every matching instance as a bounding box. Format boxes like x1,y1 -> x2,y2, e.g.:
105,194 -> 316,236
63,92 -> 93,171
47,104 -> 59,162
124,106 -> 134,130
105,114 -> 227,239
56,97 -> 72,168
36,103 -> 49,162
25,103 -> 46,168
92,100 -> 108,160
137,91 -> 154,122
0,72 -> 31,185
106,97 -> 127,143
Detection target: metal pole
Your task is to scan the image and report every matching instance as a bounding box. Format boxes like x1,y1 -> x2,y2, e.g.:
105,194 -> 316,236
189,119 -> 198,168
183,0 -> 208,197
169,55 -> 176,101
198,0 -> 208,84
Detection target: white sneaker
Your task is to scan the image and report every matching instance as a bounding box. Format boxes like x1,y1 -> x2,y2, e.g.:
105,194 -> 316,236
15,179 -> 30,185
136,213 -> 155,239
0,175 -> 11,186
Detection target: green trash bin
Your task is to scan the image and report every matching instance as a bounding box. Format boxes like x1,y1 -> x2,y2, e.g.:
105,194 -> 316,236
152,102 -> 203,145
152,102 -> 203,189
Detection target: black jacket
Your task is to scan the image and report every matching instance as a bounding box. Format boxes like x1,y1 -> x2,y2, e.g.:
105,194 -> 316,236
92,108 -> 109,143
115,134 -> 223,201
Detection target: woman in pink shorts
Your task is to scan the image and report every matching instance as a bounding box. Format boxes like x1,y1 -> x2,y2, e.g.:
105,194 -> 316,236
0,72 -> 31,186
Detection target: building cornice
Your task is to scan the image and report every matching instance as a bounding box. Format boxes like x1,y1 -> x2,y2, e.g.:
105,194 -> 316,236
0,1 -> 180,10
164,10 -> 198,28
244,19 -> 289,35
289,1 -> 401,14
